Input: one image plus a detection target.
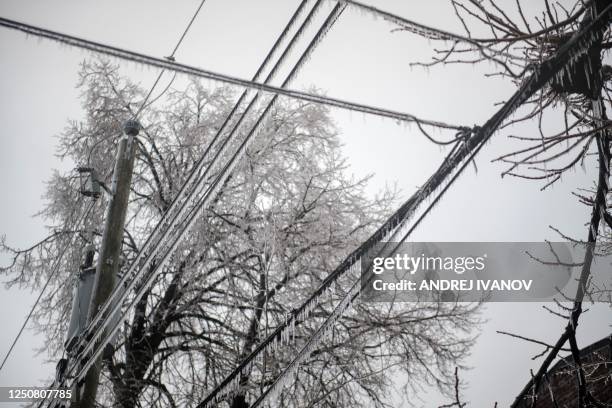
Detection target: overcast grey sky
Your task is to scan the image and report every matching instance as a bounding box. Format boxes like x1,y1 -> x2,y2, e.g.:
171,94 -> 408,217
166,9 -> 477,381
0,1 -> 610,407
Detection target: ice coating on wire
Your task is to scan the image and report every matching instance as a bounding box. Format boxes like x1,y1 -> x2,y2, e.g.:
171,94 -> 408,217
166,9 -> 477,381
334,0 -> 520,62
251,268 -> 361,407
0,15 -> 462,130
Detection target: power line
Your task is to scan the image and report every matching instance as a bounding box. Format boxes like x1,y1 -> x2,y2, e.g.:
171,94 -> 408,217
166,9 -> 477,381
339,0 -> 513,50
196,3 -> 612,404
169,0 -> 208,57
0,15 -> 464,130
337,0 -> 530,69
342,0 -> 485,42
0,199 -> 95,373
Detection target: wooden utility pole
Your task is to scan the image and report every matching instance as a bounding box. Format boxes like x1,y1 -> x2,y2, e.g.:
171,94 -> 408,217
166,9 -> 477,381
71,120 -> 140,408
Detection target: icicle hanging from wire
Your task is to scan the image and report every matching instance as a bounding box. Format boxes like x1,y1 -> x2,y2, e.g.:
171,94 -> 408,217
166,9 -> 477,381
251,268 -> 362,407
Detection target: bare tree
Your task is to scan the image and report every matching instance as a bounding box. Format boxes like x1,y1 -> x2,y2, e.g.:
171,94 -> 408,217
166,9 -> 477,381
1,60 -> 481,408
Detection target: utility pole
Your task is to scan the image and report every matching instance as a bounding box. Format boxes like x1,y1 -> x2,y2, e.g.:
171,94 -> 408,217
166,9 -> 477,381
71,120 -> 140,408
